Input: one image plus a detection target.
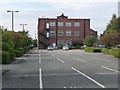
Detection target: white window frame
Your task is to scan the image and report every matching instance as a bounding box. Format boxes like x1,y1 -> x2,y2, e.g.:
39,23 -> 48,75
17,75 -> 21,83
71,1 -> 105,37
66,22 -> 71,27
74,31 -> 80,36
66,31 -> 71,36
58,22 -> 63,26
58,31 -> 64,36
74,22 -> 80,27
50,22 -> 56,26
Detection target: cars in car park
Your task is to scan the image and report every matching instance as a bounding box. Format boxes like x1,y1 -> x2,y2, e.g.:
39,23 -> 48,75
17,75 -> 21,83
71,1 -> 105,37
53,46 -> 58,50
63,45 -> 69,51
47,46 -> 54,51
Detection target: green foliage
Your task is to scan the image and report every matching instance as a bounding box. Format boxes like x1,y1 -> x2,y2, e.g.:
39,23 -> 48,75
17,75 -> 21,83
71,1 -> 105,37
83,35 -> 97,47
101,33 -> 120,47
2,29 -> 33,64
14,49 -> 24,57
2,51 -> 10,64
84,47 -> 101,53
102,48 -> 120,58
105,14 -> 120,33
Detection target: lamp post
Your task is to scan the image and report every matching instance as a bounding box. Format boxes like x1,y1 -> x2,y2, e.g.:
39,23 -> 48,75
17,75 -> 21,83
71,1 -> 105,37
20,24 -> 27,31
7,10 -> 19,31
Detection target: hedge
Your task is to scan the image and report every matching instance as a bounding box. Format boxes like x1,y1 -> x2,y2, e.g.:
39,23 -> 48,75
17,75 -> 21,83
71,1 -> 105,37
102,48 -> 120,58
84,47 -> 101,53
14,49 -> 24,57
2,51 -> 10,64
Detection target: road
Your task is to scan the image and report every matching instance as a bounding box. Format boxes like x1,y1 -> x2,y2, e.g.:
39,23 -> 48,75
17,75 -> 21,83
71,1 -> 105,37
2,49 -> 119,89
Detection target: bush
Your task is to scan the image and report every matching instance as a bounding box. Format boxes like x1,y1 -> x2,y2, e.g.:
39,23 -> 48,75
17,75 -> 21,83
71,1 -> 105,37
14,49 -> 24,57
9,51 -> 15,62
2,51 -> 10,64
102,48 -> 120,58
85,47 -> 101,53
112,48 -> 120,58
93,48 -> 101,52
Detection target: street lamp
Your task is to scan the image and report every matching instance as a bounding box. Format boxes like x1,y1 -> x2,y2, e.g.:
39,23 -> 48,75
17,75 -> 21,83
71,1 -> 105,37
20,24 -> 27,31
7,10 -> 19,31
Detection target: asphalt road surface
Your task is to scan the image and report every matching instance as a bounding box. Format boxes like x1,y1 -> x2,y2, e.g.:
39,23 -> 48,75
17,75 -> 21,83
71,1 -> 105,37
2,49 -> 119,89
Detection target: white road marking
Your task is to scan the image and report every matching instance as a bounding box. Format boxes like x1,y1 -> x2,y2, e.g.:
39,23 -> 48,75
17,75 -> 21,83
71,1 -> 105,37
39,58 -> 41,63
102,66 -> 119,73
94,57 -> 112,62
95,72 -> 117,75
39,68 -> 43,89
42,73 -> 79,76
72,67 -> 105,88
57,58 -> 64,64
73,58 -> 87,63
64,87 -> 66,88
39,50 -> 41,63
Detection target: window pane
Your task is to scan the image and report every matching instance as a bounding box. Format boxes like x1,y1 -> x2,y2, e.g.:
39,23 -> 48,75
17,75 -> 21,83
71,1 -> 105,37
50,31 -> 56,36
58,40 -> 64,45
74,31 -> 80,36
66,31 -> 71,36
66,22 -> 71,26
58,22 -> 63,26
74,22 -> 80,27
58,31 -> 64,36
50,22 -> 56,26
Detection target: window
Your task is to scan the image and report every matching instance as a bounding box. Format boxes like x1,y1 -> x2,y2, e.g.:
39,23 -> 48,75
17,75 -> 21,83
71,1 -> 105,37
74,31 -> 80,36
50,22 -> 56,26
50,31 -> 56,36
58,40 -> 64,45
66,40 -> 71,45
66,31 -> 71,36
66,22 -> 71,26
58,22 -> 63,26
58,31 -> 64,36
74,22 -> 80,27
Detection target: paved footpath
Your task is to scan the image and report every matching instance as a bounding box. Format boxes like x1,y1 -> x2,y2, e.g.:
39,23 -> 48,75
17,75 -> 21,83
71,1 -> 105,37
2,49 -> 119,89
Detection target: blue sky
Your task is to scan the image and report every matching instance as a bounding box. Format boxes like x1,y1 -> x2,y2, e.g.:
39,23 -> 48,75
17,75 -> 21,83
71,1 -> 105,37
1,0 -> 120,39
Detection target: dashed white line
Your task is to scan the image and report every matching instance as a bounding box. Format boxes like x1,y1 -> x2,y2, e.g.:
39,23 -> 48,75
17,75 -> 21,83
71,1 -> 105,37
72,67 -> 105,88
102,66 -> 119,73
39,58 -> 41,63
94,57 -> 112,62
39,68 -> 43,89
57,58 -> 64,64
75,58 -> 87,62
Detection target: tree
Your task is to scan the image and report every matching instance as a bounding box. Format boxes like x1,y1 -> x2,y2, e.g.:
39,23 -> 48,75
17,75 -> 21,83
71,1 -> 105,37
101,33 -> 120,47
101,14 -> 120,47
105,14 -> 120,33
83,35 -> 97,47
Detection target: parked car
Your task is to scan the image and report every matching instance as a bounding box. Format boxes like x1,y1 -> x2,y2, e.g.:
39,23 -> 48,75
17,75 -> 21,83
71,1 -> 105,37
63,46 -> 69,51
47,46 -> 54,51
53,46 -> 58,50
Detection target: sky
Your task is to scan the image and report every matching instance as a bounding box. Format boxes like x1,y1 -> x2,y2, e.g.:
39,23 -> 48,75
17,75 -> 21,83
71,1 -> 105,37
0,0 -> 120,39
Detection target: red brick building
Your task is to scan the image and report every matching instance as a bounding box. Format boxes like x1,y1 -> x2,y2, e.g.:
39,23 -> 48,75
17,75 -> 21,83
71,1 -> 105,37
38,13 -> 97,49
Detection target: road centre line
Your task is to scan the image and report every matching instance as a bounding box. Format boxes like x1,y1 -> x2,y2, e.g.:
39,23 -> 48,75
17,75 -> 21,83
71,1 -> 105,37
39,68 -> 43,89
39,58 -> 41,63
57,58 -> 65,63
102,66 -> 119,73
72,67 -> 105,88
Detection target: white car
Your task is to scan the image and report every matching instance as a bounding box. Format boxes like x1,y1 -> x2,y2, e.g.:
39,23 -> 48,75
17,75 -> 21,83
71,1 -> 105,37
63,46 -> 69,51
47,46 -> 53,51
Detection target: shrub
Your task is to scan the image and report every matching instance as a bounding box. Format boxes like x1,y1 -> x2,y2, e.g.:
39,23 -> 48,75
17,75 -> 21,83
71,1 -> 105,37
85,47 -> 101,53
93,48 -> 101,52
14,49 -> 24,57
2,51 -> 10,64
112,48 -> 120,58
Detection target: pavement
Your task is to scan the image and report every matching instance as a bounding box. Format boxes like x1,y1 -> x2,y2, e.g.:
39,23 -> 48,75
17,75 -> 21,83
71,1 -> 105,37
1,49 -> 119,89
